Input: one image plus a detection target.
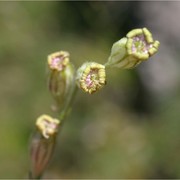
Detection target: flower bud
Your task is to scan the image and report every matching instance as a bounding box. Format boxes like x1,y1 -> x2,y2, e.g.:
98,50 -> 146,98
47,51 -> 75,110
29,115 -> 60,179
106,28 -> 160,69
76,62 -> 106,94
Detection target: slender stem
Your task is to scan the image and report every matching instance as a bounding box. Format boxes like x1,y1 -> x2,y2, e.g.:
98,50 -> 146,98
29,65 -> 78,179
59,79 -> 78,124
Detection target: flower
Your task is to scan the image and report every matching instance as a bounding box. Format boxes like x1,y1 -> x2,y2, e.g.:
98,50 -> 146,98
106,28 -> 160,69
48,51 -> 69,71
29,114 -> 60,179
47,51 -> 75,110
76,62 -> 106,94
36,114 -> 60,139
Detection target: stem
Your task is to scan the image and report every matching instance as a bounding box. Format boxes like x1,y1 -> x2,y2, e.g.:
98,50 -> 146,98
28,83 -> 77,180
29,67 -> 78,180
59,79 -> 78,124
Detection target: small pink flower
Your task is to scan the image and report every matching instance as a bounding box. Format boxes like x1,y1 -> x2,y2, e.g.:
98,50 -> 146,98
48,51 -> 69,71
76,62 -> 106,94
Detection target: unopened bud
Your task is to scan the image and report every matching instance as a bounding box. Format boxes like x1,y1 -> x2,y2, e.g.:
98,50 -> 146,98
76,62 -> 106,94
106,28 -> 160,69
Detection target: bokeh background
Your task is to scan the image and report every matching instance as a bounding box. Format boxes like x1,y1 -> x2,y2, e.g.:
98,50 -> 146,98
0,1 -> 180,179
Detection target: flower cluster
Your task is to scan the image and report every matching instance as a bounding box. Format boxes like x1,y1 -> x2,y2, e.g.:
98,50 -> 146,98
29,27 -> 160,179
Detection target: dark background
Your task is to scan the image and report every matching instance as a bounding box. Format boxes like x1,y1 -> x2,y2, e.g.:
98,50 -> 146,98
0,1 -> 180,178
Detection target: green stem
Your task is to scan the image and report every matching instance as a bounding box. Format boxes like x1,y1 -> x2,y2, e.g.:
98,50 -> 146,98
28,82 -> 78,180
59,80 -> 78,124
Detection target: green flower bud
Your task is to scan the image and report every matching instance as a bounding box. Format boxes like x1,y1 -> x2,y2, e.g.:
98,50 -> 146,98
47,51 -> 75,110
76,62 -> 106,94
106,28 -> 160,69
29,114 -> 60,179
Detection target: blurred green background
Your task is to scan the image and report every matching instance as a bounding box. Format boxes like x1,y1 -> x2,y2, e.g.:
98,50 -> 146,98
0,1 -> 180,179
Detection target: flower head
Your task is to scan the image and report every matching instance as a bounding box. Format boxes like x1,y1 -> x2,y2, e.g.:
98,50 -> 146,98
36,114 -> 60,139
126,28 -> 160,60
76,62 -> 106,94
106,27 -> 160,69
48,51 -> 69,71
